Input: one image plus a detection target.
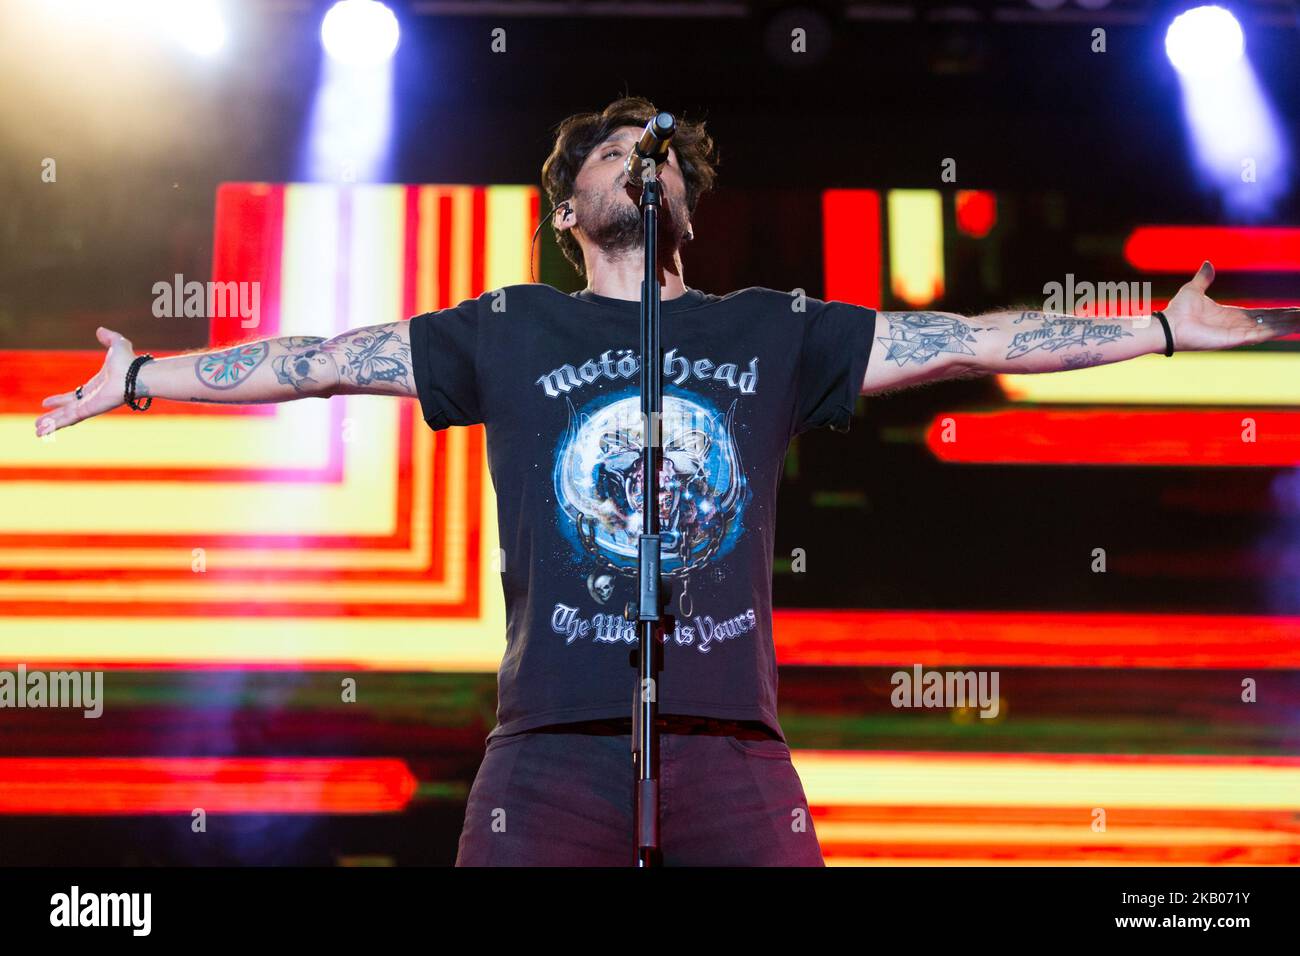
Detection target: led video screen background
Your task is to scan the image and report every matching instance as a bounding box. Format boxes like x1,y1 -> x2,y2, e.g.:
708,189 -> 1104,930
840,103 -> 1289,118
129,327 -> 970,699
1,2 -> 1297,865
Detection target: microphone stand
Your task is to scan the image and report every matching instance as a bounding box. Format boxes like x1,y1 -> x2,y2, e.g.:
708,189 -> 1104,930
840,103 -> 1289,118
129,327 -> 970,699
626,156 -> 668,868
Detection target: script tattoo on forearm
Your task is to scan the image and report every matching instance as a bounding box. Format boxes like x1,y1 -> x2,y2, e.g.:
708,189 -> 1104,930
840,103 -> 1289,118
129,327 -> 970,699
186,396 -> 279,404
195,342 -> 270,389
1005,312 -> 1132,361
876,312 -> 994,367
1060,350 -> 1104,370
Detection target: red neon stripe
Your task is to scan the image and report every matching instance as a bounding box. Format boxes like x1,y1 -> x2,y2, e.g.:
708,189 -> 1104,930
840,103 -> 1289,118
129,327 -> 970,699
0,758 -> 417,815
1,394 -> 347,483
2,658 -> 452,672
438,192 -> 453,310
529,188 -> 541,281
925,410 -> 1300,466
0,599 -> 468,619
772,609 -> 1300,668
471,186 -> 486,296
423,420 -> 484,610
403,184 -> 420,320
0,350 -> 274,417
954,190 -> 996,238
18,605 -> 1293,668
820,842 -> 1299,864
20,608 -> 1289,671
822,189 -> 881,308
813,805 -> 1300,826
210,183 -> 284,345
1125,226 -> 1300,273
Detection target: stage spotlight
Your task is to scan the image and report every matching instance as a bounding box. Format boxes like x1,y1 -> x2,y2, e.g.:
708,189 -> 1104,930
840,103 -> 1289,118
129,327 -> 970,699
321,0 -> 400,66
305,2 -> 398,182
1169,5 -> 1288,217
167,0 -> 228,58
1165,5 -> 1244,77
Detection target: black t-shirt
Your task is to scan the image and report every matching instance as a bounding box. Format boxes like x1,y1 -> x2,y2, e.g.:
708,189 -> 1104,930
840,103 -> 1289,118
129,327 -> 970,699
408,284 -> 876,743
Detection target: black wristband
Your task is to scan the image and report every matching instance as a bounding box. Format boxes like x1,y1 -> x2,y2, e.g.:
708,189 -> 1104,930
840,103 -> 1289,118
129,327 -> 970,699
1153,311 -> 1175,357
125,354 -> 155,411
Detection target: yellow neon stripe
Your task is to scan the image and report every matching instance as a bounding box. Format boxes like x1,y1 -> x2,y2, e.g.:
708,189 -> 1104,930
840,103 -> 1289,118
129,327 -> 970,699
3,406 -> 332,468
887,189 -> 944,307
0,617 -> 501,670
793,753 -> 1300,810
0,397 -> 398,534
416,186 -> 437,314
0,435 -> 504,668
0,348 -> 436,571
0,419 -> 461,596
485,185 -> 537,290
0,581 -> 457,602
999,352 -> 1300,405
281,184 -> 342,336
0,549 -> 421,569
451,186 -> 474,304
814,823 -> 1298,846
348,185 -> 405,328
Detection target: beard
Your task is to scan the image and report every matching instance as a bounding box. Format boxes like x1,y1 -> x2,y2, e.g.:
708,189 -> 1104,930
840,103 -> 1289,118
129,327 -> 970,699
575,177 -> 690,261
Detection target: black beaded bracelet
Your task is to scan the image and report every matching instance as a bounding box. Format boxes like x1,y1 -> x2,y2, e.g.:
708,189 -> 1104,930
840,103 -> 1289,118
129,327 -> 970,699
124,354 -> 155,411
1152,311 -> 1175,357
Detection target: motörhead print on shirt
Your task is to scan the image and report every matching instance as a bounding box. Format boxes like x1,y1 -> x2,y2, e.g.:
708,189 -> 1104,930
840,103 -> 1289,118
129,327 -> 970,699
408,284 -> 875,743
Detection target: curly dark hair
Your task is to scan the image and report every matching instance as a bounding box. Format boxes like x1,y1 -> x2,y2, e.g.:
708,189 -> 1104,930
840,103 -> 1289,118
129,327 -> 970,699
541,96 -> 719,278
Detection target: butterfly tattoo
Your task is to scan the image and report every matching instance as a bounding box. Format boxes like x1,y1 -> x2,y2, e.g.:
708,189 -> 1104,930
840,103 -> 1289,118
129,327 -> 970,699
339,329 -> 412,388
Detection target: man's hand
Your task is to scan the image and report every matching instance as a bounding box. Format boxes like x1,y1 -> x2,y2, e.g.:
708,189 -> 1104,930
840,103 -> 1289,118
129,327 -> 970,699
1164,260 -> 1300,351
35,327 -> 135,437
34,322 -> 418,438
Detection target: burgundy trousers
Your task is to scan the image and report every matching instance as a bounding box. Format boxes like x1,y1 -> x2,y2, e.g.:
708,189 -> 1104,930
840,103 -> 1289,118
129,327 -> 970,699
454,727 -> 825,866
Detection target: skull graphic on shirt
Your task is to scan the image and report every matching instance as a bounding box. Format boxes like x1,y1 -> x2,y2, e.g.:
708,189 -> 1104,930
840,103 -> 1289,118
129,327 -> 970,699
555,393 -> 749,578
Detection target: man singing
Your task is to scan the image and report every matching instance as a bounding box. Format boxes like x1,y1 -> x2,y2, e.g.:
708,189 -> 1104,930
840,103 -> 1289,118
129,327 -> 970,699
34,96 -> 1300,866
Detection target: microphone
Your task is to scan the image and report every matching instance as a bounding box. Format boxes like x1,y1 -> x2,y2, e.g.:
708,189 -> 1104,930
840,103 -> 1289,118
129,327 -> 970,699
624,112 -> 676,186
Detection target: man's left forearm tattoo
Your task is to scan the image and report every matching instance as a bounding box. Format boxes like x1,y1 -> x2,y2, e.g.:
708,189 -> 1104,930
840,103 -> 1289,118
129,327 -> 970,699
877,312 -> 994,367
330,327 -> 413,391
1005,312 -> 1132,361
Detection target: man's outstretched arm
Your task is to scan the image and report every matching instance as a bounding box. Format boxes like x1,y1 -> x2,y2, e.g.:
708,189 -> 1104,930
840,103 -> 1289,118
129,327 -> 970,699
35,322 -> 414,436
861,261 -> 1300,396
